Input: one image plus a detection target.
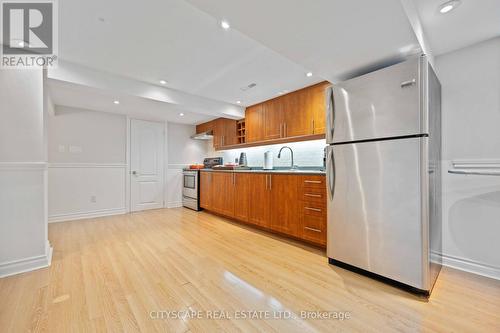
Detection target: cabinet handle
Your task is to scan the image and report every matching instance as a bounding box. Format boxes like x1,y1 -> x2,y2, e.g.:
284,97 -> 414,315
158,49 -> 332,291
304,193 -> 321,198
265,174 -> 268,190
279,123 -> 283,138
284,123 -> 287,137
305,226 -> 322,233
312,119 -> 315,134
304,180 -> 322,184
305,207 -> 322,212
269,174 -> 272,190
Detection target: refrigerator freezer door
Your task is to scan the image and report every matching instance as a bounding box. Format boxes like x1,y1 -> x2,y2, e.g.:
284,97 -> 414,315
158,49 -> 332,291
326,137 -> 428,290
327,58 -> 423,144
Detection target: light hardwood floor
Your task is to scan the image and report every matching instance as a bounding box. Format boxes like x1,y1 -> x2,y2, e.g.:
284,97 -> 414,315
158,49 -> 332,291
1,208 -> 499,332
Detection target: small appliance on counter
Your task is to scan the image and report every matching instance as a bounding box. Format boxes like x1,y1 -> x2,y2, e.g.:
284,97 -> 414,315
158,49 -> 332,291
182,157 -> 222,211
264,151 -> 273,170
239,152 -> 248,167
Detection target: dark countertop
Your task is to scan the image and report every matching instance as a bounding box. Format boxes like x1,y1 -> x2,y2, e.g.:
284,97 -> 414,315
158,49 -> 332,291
200,167 -> 326,175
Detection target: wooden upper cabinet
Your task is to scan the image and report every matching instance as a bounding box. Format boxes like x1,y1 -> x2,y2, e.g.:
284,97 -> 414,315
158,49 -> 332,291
245,104 -> 264,143
211,118 -> 237,148
196,120 -> 214,134
263,99 -> 284,140
283,88 -> 312,137
223,118 -> 237,147
197,81 -> 330,150
310,82 -> 331,135
212,119 -> 223,149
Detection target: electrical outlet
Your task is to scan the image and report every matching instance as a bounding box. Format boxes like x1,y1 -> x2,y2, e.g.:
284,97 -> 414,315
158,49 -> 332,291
90,195 -> 97,203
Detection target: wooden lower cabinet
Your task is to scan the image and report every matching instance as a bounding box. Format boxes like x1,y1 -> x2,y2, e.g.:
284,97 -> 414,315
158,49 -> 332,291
200,171 -> 212,210
269,174 -> 300,237
247,174 -> 270,226
200,171 -> 326,246
233,173 -> 250,222
211,172 -> 235,217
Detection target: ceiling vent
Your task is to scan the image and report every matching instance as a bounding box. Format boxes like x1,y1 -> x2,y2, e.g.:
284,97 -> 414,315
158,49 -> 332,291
240,83 -> 257,92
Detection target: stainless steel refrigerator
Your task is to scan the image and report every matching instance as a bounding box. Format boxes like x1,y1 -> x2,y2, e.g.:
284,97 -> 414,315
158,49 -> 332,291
325,55 -> 442,294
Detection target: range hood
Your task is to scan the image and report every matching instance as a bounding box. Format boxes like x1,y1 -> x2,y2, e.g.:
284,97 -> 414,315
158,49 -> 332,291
190,130 -> 213,140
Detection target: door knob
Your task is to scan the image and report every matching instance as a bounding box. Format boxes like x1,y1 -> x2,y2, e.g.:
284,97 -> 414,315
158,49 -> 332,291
132,170 -> 138,175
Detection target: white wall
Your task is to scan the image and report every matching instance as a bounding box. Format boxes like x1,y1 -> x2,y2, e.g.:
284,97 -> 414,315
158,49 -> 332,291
0,69 -> 51,277
166,122 -> 208,207
48,107 -> 127,222
208,139 -> 325,167
49,106 -> 126,163
435,37 -> 500,279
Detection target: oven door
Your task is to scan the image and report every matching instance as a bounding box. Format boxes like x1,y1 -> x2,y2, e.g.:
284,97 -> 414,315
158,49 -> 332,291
182,171 -> 198,199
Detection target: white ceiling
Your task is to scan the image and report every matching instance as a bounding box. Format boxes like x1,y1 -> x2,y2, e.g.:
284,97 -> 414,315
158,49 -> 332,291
48,79 -> 214,124
185,0 -> 422,82
53,0 -> 500,125
415,0 -> 500,55
58,0 -> 322,107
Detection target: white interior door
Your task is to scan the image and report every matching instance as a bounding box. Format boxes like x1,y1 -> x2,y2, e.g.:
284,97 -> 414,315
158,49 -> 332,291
130,119 -> 164,212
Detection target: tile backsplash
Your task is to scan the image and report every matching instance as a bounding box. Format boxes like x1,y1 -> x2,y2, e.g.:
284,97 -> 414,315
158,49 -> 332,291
207,139 -> 326,167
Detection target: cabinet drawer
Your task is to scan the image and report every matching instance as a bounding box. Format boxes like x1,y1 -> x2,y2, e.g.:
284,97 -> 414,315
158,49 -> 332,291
301,187 -> 326,203
301,175 -> 325,189
302,203 -> 326,217
301,215 -> 326,245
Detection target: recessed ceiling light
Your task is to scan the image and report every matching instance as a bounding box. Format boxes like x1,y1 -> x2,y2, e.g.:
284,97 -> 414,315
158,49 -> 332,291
439,0 -> 461,14
179,113 -> 184,117
236,101 -> 241,104
306,72 -> 313,77
113,100 -> 120,105
159,80 -> 167,85
220,20 -> 230,30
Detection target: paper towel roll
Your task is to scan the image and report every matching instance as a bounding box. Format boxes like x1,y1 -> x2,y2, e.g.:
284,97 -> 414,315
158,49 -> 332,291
264,151 -> 273,170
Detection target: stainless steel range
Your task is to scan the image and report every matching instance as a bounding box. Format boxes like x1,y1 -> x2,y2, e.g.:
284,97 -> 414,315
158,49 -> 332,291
182,157 -> 222,211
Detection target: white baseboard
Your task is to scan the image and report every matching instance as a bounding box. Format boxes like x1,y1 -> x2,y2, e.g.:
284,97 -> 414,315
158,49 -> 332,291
167,201 -> 183,209
49,208 -> 127,223
0,242 -> 53,278
439,252 -> 500,281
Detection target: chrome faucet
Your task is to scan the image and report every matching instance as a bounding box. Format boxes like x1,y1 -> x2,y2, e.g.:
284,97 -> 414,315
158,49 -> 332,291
277,146 -> 297,169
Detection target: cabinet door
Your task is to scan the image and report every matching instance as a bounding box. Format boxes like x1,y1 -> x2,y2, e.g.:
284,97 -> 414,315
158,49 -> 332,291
211,172 -> 235,217
247,173 -> 270,226
200,172 -> 212,209
283,89 -> 313,137
196,120 -> 214,134
269,174 -> 300,236
311,82 -> 330,135
212,119 -> 223,149
233,173 -> 250,222
222,118 -> 237,147
245,104 -> 264,143
263,99 -> 284,140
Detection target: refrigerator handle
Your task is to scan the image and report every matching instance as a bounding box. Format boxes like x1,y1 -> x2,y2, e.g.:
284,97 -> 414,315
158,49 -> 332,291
327,147 -> 335,200
326,86 -> 335,142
